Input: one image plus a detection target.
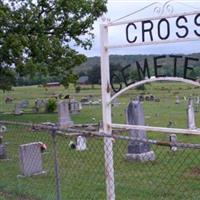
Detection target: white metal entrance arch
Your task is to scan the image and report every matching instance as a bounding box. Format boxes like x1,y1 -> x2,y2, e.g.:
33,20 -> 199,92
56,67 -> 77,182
100,2 -> 200,200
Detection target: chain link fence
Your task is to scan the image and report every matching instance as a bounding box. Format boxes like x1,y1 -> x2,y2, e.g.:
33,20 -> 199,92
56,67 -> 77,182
1,121 -> 200,200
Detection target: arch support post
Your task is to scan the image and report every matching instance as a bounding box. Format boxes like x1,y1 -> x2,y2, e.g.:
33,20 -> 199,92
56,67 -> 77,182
100,23 -> 116,200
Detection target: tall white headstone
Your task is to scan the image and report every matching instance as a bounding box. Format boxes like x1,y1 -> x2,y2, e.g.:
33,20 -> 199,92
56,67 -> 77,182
126,100 -> 155,162
187,98 -> 196,129
58,100 -> 73,128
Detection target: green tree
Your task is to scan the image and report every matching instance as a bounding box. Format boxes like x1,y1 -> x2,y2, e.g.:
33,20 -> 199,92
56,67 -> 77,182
0,0 -> 107,90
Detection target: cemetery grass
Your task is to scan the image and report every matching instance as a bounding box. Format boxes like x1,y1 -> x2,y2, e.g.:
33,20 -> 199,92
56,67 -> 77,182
1,83 -> 200,199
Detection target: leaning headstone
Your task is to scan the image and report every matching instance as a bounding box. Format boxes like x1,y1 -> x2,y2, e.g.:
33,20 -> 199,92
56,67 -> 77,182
169,134 -> 177,151
76,136 -> 87,151
58,100 -> 73,128
14,103 -> 23,115
19,142 -> 45,176
126,100 -> 155,162
187,98 -> 196,129
175,96 -> 180,104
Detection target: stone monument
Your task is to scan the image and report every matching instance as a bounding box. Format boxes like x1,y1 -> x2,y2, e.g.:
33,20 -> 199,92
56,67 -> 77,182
19,142 -> 45,176
187,98 -> 196,129
0,125 -> 7,160
169,134 -> 177,151
175,96 -> 180,104
14,103 -> 23,115
76,136 -> 87,151
126,100 -> 155,162
58,100 -> 73,128
70,99 -> 81,114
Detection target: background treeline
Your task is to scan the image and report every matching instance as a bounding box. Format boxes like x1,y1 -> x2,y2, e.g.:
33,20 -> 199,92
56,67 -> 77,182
15,53 -> 200,86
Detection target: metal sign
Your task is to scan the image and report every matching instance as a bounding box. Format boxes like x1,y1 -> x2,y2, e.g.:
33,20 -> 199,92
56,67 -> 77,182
100,2 -> 200,200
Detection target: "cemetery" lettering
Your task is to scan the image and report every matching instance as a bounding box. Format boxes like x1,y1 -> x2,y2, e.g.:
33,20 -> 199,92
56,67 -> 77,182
111,55 -> 200,93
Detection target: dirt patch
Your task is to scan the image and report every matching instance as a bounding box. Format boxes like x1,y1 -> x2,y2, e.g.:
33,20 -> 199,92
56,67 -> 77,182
190,167 -> 200,176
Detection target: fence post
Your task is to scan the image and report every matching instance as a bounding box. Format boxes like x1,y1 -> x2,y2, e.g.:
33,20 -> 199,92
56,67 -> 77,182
100,23 -> 116,200
51,127 -> 61,200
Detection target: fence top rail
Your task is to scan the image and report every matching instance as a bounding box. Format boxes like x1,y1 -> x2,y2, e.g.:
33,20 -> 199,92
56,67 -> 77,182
112,123 -> 200,136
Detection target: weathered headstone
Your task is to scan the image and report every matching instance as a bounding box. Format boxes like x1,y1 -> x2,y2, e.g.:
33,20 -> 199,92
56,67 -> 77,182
169,134 -> 177,151
19,142 -> 45,176
196,96 -> 200,104
0,126 -> 7,160
112,97 -> 120,107
187,98 -> 196,129
14,103 -> 23,115
126,100 -> 155,162
58,100 -> 73,128
70,99 -> 81,114
34,99 -> 45,112
20,100 -> 29,108
175,96 -> 180,104
76,136 -> 87,151
0,144 -> 6,160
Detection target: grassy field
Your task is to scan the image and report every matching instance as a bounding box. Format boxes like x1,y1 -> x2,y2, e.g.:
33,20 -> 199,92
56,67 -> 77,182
1,82 -> 200,199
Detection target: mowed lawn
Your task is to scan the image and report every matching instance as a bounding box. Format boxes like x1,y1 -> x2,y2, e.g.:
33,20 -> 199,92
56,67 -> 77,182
1,83 -> 200,199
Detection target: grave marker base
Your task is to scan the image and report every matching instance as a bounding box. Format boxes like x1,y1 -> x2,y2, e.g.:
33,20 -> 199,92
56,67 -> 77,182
125,151 -> 156,162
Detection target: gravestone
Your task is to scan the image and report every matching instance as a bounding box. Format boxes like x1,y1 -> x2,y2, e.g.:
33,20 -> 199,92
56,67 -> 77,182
187,98 -> 196,129
0,143 -> 6,160
126,100 -> 155,162
196,96 -> 200,104
14,103 -> 23,115
19,142 -> 45,176
112,98 -> 120,107
76,136 -> 87,151
20,100 -> 29,108
70,99 -> 81,114
58,100 -> 73,128
175,96 -> 180,104
35,99 -> 45,112
169,134 -> 177,151
0,126 -> 7,160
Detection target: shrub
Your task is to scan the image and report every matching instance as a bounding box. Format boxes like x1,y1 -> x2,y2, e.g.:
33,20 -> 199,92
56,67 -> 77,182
46,99 -> 57,113
75,85 -> 81,93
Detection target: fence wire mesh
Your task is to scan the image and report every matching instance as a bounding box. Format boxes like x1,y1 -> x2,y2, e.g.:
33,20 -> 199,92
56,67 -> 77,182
1,121 -> 200,200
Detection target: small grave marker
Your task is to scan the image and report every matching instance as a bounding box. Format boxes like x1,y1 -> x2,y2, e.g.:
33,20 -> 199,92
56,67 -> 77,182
169,134 -> 178,151
76,136 -> 87,151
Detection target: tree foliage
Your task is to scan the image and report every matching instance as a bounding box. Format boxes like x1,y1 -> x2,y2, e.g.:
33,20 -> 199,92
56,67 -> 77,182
0,0 -> 107,90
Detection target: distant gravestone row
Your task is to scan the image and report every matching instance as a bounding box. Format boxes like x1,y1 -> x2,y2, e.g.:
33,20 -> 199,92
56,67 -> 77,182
137,94 -> 160,102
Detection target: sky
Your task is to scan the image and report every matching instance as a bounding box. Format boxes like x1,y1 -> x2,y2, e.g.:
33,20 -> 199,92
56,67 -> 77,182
77,0 -> 200,57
